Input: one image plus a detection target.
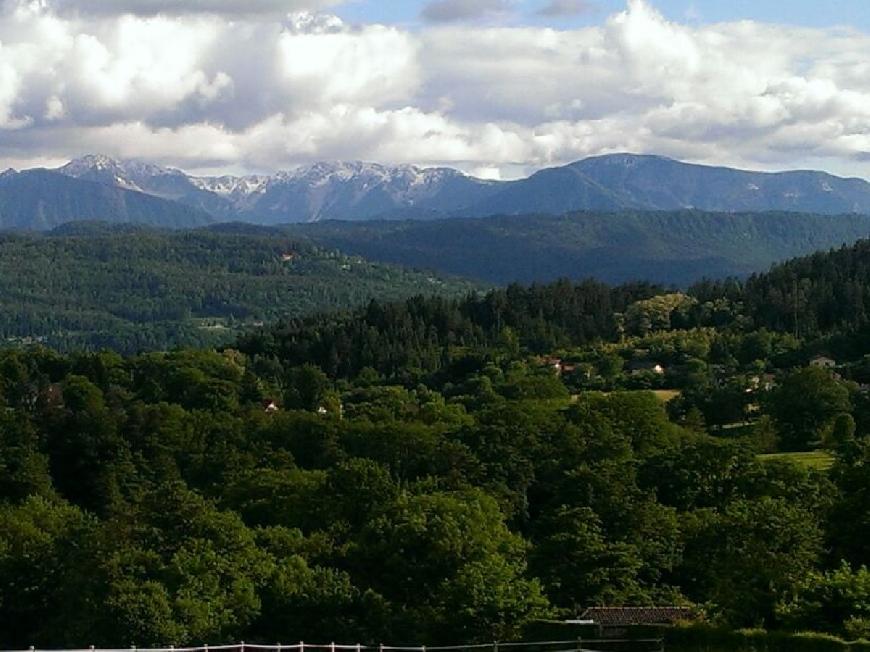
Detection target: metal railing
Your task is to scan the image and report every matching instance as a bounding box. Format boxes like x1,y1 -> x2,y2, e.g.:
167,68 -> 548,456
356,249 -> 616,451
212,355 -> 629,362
3,638 -> 664,652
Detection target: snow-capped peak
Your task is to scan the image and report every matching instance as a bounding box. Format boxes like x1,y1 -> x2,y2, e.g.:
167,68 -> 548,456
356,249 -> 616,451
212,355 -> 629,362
190,175 -> 270,198
50,154 -> 494,221
274,160 -> 465,188
60,155 -> 175,179
61,154 -> 123,174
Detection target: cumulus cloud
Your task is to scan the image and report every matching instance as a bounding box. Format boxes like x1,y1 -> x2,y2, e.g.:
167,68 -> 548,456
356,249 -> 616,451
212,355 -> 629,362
537,0 -> 594,17
1,0 -> 870,180
421,0 -> 513,23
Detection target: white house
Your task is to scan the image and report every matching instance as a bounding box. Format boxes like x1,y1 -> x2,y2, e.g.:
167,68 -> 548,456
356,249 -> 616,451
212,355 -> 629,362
810,355 -> 837,369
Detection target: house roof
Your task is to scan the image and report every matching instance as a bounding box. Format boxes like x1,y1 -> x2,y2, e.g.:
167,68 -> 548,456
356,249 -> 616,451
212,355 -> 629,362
579,606 -> 694,626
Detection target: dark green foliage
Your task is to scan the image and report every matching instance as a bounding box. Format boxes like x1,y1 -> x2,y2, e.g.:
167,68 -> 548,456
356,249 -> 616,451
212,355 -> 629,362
5,235 -> 870,647
766,368 -> 852,451
693,238 -> 870,339
0,336 -> 857,646
0,227 -> 476,353
238,279 -> 661,379
285,211 -> 870,286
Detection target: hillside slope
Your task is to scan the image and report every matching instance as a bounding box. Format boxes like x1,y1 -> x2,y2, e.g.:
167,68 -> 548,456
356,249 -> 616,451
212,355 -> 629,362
0,169 -> 215,230
284,211 -> 870,286
0,224 -> 477,352
471,154 -> 870,216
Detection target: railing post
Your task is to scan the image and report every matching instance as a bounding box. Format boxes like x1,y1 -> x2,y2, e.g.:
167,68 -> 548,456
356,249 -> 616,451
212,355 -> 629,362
356,644 -> 361,652
241,641 -> 246,652
331,642 -> 336,652
493,642 -> 498,652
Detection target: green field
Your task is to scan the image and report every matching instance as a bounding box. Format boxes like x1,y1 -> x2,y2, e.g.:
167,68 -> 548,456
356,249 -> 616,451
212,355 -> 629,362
652,389 -> 682,403
758,451 -> 836,471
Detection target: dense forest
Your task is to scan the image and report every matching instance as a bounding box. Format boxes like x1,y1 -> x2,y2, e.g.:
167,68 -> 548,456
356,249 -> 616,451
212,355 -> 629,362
237,235 -> 870,380
0,224 -> 476,353
3,239 -> 870,649
5,214 -> 870,355
285,210 -> 870,285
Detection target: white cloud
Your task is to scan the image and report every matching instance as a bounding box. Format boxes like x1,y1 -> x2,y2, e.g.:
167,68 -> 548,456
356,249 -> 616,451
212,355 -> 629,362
1,0 -> 870,180
44,0 -> 346,17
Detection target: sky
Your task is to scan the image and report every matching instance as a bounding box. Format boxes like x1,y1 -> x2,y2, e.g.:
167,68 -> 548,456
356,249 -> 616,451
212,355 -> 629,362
0,0 -> 868,179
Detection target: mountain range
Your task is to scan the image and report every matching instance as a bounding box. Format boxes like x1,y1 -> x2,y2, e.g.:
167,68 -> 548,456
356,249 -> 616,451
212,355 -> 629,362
55,155 -> 500,224
0,167 -> 214,231
2,153 -> 870,230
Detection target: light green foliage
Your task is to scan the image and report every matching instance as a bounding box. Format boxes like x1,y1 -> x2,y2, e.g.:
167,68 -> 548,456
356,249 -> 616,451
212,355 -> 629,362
758,451 -> 836,471
778,563 -> 870,638
92,482 -> 273,646
626,293 -> 696,335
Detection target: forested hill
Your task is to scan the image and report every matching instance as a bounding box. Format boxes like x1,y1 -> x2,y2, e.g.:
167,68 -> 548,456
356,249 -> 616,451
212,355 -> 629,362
239,234 -> 870,380
702,237 -> 870,337
284,211 -> 870,286
0,225 -> 477,353
4,240 -> 870,647
237,280 -> 665,379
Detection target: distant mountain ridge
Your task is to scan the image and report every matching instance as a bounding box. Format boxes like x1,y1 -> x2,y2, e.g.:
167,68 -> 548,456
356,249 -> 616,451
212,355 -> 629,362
283,211 -> 870,286
58,155 -> 500,224
0,168 -> 215,231
3,153 -> 870,231
473,154 -> 870,215
59,153 -> 870,221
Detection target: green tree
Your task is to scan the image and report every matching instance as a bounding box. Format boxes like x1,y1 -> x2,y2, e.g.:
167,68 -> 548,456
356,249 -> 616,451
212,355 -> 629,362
88,482 -> 272,646
777,562 -> 870,637
0,496 -> 97,648
767,368 -> 851,451
531,505 -> 644,609
679,497 -> 822,626
0,412 -> 53,501
285,364 -> 332,411
43,375 -> 131,512
356,489 -> 550,642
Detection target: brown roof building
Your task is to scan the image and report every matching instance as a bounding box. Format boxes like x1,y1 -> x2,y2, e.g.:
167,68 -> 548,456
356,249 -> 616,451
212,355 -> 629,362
579,606 -> 695,627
